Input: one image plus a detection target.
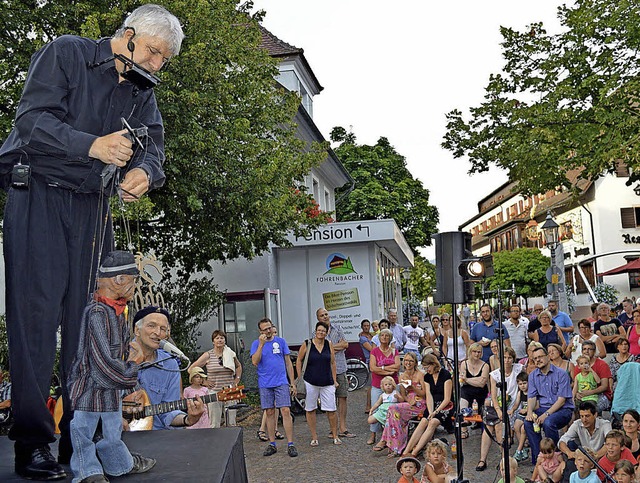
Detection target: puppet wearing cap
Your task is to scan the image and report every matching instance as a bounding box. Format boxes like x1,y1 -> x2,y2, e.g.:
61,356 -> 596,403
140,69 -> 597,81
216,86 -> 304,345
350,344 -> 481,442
67,250 -> 158,481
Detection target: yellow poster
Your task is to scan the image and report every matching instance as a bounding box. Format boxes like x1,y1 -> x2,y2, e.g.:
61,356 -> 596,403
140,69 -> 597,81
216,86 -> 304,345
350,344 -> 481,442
323,288 -> 360,311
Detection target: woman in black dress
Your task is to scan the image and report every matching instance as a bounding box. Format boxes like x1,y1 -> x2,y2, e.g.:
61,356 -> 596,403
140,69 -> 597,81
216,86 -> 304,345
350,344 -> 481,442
402,354 -> 453,457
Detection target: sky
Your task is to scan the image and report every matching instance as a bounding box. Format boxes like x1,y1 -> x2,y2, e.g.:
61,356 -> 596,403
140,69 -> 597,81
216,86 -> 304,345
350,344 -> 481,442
252,1 -> 566,260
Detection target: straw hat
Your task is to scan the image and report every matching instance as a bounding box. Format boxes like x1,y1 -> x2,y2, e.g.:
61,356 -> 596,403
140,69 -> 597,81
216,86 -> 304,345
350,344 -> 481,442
188,366 -> 207,383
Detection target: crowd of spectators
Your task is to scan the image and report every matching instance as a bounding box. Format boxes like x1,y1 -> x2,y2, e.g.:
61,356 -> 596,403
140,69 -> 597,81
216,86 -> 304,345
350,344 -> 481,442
365,298 -> 640,482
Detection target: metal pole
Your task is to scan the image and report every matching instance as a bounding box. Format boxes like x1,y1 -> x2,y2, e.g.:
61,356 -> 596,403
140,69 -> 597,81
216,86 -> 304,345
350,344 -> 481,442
551,244 -> 559,300
494,287 -> 512,483
450,302 -> 469,483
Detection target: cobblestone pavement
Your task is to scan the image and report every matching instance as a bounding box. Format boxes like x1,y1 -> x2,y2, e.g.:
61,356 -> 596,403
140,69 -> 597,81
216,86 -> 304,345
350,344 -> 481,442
242,388 -> 535,483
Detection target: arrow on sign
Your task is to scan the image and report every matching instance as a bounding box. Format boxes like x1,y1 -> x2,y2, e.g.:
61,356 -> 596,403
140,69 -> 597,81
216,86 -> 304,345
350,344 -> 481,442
356,224 -> 370,236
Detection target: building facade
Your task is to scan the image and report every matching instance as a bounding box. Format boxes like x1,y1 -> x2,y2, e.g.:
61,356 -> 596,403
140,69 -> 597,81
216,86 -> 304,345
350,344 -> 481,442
459,164 -> 640,314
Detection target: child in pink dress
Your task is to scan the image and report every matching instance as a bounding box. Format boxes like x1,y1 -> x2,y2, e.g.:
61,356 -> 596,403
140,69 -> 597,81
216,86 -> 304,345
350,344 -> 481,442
183,367 -> 210,429
532,437 -> 565,482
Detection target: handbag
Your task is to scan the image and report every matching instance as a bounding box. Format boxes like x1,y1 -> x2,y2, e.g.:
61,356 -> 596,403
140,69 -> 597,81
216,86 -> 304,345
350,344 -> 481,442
295,339 -> 311,398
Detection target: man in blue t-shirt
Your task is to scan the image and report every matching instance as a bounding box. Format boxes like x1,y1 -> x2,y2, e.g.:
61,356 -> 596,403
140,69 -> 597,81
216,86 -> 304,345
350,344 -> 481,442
470,304 -> 511,363
251,318 -> 298,457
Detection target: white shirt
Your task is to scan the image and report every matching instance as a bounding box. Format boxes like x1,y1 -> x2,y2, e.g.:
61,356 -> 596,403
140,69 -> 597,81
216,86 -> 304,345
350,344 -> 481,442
503,318 -> 529,359
490,363 -> 524,409
403,325 -> 424,352
559,417 -> 612,451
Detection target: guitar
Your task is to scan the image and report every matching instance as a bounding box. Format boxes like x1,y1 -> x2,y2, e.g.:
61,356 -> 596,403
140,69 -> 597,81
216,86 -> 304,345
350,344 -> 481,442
53,385 -> 246,432
123,385 -> 246,431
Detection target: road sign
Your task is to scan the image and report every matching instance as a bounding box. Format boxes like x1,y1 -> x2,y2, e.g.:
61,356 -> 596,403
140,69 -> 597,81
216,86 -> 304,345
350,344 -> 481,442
546,266 -> 562,282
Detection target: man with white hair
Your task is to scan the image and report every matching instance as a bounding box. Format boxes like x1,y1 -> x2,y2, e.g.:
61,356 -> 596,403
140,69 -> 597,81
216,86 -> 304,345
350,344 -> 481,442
388,309 -> 408,353
0,5 -> 184,478
131,306 -> 205,431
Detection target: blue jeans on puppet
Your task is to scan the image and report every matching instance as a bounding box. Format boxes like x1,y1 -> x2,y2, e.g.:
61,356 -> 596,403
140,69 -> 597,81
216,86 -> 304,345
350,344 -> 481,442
70,408 -> 134,483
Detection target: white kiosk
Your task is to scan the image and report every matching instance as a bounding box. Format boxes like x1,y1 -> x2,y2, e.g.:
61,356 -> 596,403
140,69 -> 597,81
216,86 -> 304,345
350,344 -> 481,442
276,219 -> 414,344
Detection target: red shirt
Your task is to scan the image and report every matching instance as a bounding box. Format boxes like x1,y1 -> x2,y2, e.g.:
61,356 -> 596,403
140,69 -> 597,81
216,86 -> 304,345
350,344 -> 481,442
397,477 -> 419,483
597,447 -> 637,481
573,357 -> 613,400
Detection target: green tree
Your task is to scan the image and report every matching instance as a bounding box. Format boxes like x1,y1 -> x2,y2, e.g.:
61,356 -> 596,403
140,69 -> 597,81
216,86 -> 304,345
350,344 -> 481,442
330,129 -> 439,252
401,255 -> 436,303
442,0 -> 640,196
486,248 -> 549,307
0,0 -> 332,352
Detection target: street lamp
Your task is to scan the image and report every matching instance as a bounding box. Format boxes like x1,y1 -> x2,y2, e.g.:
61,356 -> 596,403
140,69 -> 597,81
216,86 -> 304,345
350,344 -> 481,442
541,212 -> 560,299
541,212 -> 560,247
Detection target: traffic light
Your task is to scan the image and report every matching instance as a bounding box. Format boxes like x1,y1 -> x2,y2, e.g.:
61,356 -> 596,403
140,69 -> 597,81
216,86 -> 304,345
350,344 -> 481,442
434,231 -> 492,304
459,253 -> 493,302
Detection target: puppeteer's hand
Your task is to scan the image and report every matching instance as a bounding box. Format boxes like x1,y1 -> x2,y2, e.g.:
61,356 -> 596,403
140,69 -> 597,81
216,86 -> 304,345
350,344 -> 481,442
89,130 -> 133,167
120,168 -> 150,202
127,340 -> 144,365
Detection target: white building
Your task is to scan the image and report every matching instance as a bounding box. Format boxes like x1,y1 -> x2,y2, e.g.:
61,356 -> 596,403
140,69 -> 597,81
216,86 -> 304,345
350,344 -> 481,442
194,28 -> 414,388
459,165 -> 640,316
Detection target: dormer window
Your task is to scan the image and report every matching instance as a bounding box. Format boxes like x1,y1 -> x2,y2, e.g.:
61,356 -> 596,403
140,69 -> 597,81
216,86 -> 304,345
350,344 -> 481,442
276,69 -> 314,117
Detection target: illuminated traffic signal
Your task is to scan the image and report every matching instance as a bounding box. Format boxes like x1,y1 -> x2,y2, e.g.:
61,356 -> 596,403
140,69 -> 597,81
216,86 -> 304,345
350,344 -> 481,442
434,231 -> 492,304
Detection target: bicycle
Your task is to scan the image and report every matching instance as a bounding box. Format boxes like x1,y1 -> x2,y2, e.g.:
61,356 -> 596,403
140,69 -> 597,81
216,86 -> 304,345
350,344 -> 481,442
345,358 -> 370,392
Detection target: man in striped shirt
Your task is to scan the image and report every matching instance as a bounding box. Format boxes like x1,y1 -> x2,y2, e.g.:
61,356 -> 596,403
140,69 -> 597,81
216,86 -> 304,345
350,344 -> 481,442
68,251 -> 155,483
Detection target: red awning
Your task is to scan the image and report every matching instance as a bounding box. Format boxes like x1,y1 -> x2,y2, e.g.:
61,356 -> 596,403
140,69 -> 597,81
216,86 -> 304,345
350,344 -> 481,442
598,258 -> 640,276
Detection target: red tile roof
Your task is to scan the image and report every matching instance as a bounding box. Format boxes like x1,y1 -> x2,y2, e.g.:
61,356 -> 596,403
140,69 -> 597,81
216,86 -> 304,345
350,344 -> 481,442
259,24 -> 303,57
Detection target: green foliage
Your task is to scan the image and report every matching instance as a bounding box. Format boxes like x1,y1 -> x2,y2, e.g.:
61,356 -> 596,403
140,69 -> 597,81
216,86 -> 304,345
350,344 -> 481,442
485,248 -> 549,301
402,297 -> 426,322
401,255 -> 436,303
0,0 -> 333,354
331,130 -> 439,252
438,304 -> 453,316
442,0 -> 640,195
591,282 -> 620,305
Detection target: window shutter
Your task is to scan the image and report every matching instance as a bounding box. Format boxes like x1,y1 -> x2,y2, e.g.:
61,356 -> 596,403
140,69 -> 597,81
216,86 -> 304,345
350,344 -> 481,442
615,161 -> 630,177
621,207 -> 636,228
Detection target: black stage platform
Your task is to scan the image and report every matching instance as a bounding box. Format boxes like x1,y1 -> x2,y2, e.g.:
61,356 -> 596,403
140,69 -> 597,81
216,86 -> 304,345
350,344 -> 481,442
0,428 -> 248,482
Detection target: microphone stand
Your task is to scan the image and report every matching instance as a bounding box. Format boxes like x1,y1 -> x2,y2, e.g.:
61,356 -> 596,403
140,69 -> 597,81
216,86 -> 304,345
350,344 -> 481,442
481,283 -> 516,483
450,302 -> 468,483
577,445 -> 616,483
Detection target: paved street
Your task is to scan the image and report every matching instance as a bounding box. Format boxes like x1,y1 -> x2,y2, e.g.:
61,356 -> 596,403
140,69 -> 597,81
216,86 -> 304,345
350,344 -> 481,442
242,387 -> 534,482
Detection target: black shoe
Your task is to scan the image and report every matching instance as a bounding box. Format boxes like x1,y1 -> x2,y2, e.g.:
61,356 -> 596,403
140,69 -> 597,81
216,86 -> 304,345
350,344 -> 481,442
287,445 -> 298,457
128,453 -> 156,474
15,447 -> 67,480
263,444 -> 277,456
